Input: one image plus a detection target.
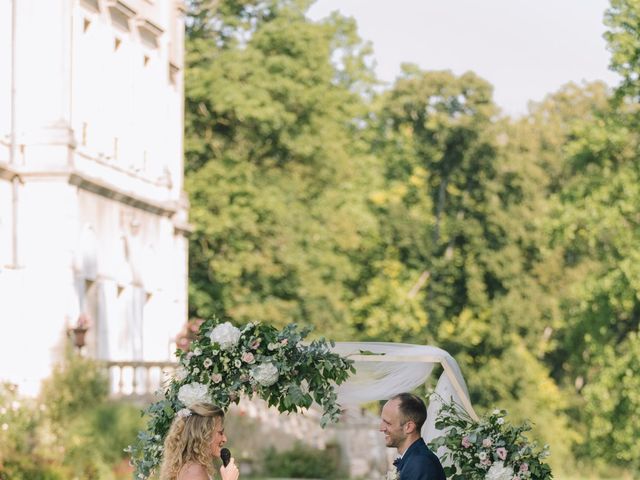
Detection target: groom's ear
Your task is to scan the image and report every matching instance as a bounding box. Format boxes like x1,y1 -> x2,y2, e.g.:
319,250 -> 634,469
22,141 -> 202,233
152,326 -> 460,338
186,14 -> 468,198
403,419 -> 417,434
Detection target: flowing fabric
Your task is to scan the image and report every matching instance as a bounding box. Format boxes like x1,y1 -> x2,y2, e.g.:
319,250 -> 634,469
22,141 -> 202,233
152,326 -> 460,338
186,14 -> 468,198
331,342 -> 474,442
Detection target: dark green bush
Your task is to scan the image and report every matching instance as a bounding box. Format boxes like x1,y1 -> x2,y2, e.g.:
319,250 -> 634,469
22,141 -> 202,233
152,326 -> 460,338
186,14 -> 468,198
40,348 -> 109,423
90,402 -> 146,464
262,442 -> 344,479
0,457 -> 64,480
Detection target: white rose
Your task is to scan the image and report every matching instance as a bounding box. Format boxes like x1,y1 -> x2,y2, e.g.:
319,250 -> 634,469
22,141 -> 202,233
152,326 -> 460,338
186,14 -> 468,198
386,469 -> 399,480
174,366 -> 188,382
485,461 -> 514,480
176,408 -> 192,419
177,382 -> 209,407
209,322 -> 241,351
242,322 -> 255,332
250,362 -> 279,386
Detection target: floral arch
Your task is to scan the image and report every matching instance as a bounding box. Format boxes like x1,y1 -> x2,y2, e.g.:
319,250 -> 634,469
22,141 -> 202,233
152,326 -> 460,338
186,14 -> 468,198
131,319 -> 549,480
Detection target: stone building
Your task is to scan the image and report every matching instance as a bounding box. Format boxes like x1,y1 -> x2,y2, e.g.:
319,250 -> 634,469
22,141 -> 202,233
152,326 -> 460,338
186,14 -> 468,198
0,0 -> 188,395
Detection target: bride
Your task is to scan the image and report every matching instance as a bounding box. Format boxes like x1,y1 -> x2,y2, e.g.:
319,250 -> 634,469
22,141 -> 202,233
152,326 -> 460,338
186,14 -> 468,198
159,403 -> 240,480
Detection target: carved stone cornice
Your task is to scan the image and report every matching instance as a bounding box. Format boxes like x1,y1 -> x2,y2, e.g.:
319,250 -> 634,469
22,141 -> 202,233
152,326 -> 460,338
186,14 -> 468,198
69,172 -> 177,216
0,161 -> 190,230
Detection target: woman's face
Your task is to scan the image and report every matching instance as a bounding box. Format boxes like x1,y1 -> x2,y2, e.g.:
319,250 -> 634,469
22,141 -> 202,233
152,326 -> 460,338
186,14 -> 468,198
210,418 -> 227,458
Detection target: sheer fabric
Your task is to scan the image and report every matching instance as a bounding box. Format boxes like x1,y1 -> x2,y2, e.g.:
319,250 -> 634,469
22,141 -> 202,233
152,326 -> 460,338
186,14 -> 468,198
331,342 -> 473,442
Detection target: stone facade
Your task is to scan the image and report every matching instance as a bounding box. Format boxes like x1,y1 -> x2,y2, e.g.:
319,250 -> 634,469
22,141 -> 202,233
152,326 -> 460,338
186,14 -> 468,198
0,0 -> 188,395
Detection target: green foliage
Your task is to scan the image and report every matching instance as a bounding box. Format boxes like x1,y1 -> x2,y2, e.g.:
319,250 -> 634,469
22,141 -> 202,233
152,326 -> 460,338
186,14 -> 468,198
0,458 -> 64,480
40,348 -> 109,423
533,77 -> 640,471
90,403 -> 147,465
185,0 -> 377,337
0,355 -> 141,480
580,326 -> 640,469
0,383 -> 62,480
38,352 -> 143,479
604,0 -> 640,101
262,442 -> 344,479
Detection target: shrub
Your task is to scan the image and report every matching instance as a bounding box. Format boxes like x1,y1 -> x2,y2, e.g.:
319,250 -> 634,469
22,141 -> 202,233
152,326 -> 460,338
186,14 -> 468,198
262,442 -> 344,479
0,383 -> 63,480
0,349 -> 144,480
90,402 -> 146,464
0,457 -> 64,480
40,347 -> 109,423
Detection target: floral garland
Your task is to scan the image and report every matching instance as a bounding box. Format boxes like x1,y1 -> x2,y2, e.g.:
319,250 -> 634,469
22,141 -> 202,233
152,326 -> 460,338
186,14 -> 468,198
129,318 -> 355,479
429,398 -> 553,480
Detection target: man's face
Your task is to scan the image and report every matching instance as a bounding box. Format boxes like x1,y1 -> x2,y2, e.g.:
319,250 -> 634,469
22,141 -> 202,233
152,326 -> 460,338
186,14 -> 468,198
379,399 -> 407,449
210,418 -> 227,458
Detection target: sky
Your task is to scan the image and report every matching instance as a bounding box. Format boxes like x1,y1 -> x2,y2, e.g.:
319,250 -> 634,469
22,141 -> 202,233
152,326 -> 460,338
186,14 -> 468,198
307,0 -> 620,116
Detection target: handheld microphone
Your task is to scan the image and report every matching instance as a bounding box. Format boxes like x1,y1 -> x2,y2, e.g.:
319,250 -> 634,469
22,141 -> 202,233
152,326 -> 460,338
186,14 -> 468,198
220,447 -> 231,467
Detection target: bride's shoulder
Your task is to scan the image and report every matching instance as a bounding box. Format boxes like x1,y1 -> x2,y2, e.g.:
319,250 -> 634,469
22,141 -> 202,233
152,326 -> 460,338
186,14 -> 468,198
177,462 -> 211,480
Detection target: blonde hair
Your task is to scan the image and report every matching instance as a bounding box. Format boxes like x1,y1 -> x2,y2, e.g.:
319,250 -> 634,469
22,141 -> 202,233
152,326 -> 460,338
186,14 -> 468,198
159,403 -> 225,480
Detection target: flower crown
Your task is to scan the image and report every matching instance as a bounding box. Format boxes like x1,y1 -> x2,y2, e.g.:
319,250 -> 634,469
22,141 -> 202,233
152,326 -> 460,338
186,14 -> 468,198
176,408 -> 192,419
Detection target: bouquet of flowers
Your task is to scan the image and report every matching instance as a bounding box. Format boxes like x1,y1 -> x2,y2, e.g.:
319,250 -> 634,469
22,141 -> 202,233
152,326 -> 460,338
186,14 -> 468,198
429,398 -> 552,480
129,318 -> 354,479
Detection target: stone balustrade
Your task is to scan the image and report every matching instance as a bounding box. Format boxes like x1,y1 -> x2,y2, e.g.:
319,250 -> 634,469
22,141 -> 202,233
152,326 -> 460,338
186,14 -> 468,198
105,360 -> 177,400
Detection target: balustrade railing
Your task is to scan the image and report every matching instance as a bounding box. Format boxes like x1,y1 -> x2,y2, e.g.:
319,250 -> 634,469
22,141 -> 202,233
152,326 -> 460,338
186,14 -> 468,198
105,360 -> 177,400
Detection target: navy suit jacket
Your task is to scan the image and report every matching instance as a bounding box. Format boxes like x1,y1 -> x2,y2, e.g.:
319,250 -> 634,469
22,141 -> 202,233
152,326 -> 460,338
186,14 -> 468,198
395,438 -> 446,480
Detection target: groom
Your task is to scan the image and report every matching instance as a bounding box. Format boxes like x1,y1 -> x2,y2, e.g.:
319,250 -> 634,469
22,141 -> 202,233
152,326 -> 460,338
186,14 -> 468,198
380,393 -> 445,480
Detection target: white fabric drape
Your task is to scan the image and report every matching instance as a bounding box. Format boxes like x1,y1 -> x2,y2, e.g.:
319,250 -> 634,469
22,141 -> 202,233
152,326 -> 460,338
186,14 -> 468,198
331,342 -> 473,442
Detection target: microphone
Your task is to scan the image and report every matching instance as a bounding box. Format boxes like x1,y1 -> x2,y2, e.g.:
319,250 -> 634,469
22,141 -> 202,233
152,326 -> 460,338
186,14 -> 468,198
220,447 -> 231,467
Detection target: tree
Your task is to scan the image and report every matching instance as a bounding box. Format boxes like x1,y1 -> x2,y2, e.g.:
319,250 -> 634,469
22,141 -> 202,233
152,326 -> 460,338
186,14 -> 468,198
604,0 -> 640,102
363,66 -> 500,341
185,0 -> 377,336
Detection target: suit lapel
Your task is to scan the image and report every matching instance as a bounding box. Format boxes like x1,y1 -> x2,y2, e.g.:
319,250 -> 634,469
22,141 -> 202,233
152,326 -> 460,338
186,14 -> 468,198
396,438 -> 423,477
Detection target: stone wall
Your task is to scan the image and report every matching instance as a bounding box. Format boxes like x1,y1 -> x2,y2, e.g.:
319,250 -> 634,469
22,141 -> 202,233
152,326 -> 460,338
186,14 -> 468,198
226,397 -> 390,479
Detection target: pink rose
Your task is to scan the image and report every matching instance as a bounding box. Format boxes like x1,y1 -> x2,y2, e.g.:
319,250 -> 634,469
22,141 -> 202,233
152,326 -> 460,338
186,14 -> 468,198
211,373 -> 223,383
496,447 -> 507,460
481,458 -> 491,466
250,339 -> 261,350
461,436 -> 471,448
280,338 -> 288,346
242,352 -> 256,364
519,463 -> 529,472
482,438 -> 493,448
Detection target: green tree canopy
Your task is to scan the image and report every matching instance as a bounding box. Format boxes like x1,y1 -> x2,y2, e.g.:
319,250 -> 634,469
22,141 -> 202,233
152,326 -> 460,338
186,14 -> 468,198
185,0 -> 377,337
